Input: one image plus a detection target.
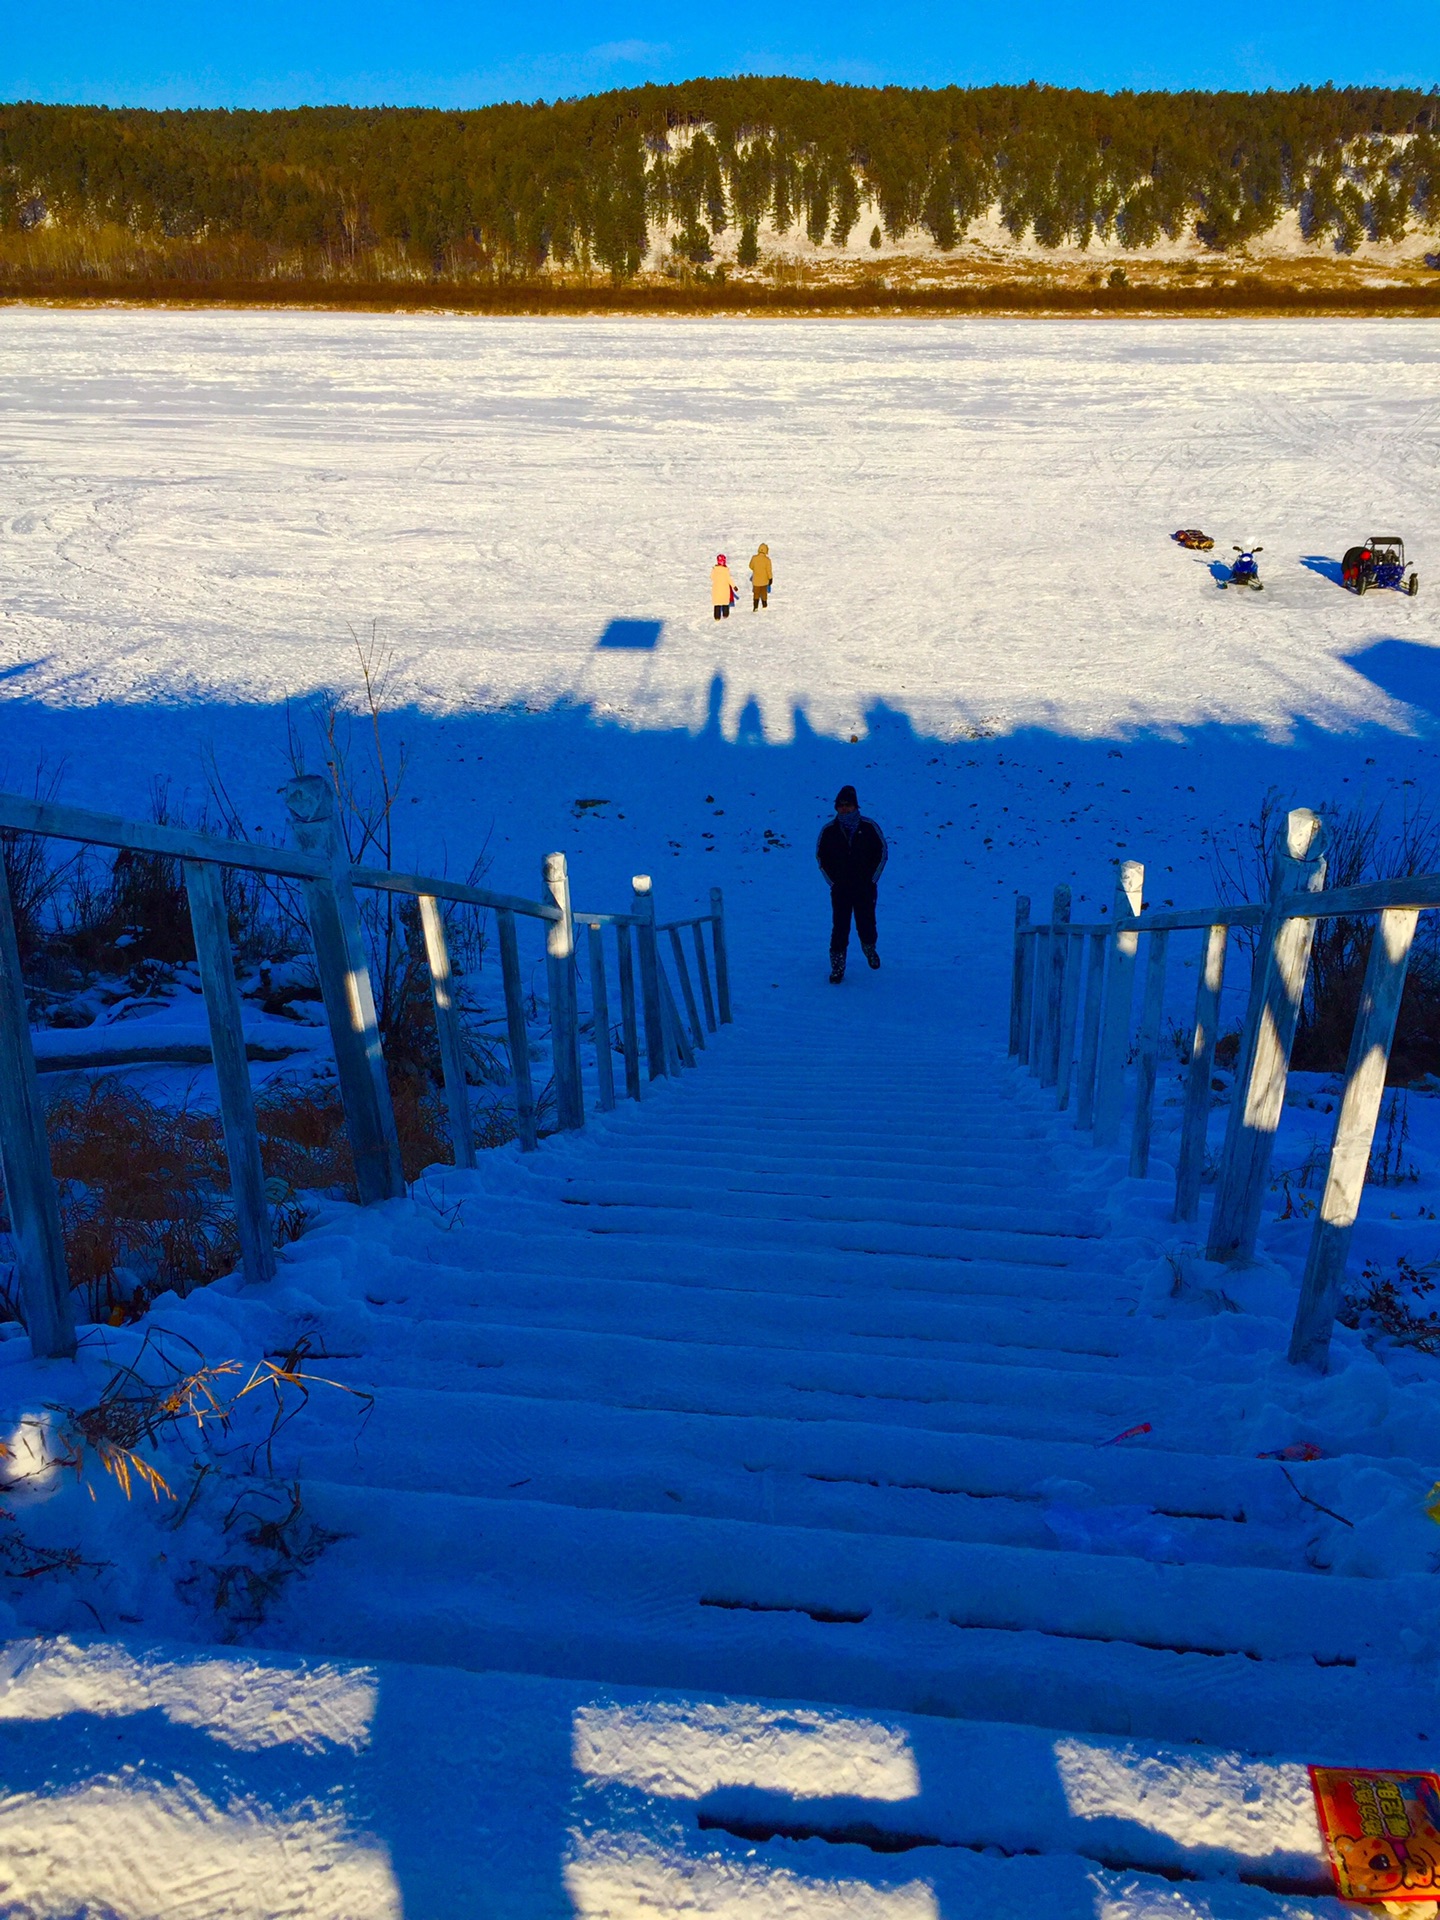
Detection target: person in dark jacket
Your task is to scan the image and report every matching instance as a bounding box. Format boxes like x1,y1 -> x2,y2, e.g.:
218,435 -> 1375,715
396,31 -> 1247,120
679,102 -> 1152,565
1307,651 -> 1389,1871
816,785 -> 888,983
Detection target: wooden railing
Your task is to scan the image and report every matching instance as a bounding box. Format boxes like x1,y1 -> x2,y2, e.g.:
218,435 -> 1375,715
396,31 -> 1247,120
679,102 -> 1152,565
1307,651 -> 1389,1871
0,774 -> 732,1358
1012,805 -> 1437,1372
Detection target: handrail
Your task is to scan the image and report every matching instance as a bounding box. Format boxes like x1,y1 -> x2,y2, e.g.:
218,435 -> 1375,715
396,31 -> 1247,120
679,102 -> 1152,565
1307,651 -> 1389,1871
1010,804 -> 1430,1378
350,864 -> 561,922
0,792 -> 327,882
0,782 -> 733,1358
1275,872 -> 1440,918
572,909 -> 642,928
1018,873 -> 1440,932
1018,903 -> 1265,936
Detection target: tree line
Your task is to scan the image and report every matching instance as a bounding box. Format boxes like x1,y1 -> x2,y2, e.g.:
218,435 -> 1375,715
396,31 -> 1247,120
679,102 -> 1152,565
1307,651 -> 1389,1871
2,81 -> 1438,282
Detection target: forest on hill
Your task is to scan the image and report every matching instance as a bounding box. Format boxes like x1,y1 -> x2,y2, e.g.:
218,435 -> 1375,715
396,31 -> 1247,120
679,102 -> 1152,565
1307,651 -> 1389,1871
2,81 -> 1440,307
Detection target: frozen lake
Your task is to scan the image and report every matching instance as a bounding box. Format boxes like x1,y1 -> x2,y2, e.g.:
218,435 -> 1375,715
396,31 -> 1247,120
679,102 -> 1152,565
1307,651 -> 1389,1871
2,311 -> 1439,743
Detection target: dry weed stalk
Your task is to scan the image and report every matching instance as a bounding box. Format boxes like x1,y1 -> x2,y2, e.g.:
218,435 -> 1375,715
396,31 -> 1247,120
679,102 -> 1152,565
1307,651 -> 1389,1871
37,1327 -> 370,1504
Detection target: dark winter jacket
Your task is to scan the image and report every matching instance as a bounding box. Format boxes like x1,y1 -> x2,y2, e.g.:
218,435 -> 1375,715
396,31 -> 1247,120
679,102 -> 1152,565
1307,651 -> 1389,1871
816,814 -> 888,889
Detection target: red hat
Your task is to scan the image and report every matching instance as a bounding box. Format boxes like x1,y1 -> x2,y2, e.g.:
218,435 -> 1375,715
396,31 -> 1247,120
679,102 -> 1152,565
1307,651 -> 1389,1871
717,553 -> 726,564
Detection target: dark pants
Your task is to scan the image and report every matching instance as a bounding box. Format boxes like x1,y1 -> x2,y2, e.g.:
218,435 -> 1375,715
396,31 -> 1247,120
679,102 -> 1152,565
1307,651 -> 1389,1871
753,585 -> 769,608
713,603 -> 730,620
830,882 -> 877,956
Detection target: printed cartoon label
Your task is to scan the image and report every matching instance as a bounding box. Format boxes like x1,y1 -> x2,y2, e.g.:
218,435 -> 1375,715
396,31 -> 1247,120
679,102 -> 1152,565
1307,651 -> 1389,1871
1310,1768 -> 1440,1902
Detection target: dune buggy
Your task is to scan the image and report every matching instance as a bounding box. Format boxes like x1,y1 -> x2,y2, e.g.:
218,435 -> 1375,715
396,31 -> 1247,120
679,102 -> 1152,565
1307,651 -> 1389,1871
1342,536 -> 1418,597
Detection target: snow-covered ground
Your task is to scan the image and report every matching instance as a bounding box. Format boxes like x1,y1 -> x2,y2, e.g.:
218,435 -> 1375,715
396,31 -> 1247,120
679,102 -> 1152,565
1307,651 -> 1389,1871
4,313 -> 1440,1917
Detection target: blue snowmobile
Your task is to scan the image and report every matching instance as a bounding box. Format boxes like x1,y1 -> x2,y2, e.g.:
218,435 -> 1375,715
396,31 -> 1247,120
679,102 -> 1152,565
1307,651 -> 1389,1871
1223,545 -> 1263,591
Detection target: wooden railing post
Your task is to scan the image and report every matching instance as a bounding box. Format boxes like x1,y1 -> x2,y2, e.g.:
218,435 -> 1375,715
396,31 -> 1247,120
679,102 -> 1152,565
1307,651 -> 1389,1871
1028,927 -> 1050,1077
709,888 -> 733,1025
1289,906 -> 1418,1369
1174,923 -> 1228,1222
282,776 -> 403,1205
0,852 -> 75,1357
185,860 -> 277,1283
616,921 -> 642,1101
1009,895 -> 1031,1055
632,876 -> 667,1079
587,922 -> 617,1113
1207,807 -> 1327,1266
1016,928 -> 1037,1067
1074,929 -> 1107,1129
1055,930 -> 1085,1110
1093,859 -> 1144,1148
1042,885 -> 1071,1087
1128,928 -> 1170,1178
417,893 -> 475,1171
497,908 -> 538,1150
691,922 -> 718,1032
668,926 -> 706,1050
660,962 -> 695,1069
543,852 -> 583,1132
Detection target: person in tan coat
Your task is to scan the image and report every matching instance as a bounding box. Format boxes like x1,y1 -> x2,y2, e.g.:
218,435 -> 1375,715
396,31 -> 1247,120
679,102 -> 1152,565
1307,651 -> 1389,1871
710,554 -> 735,620
749,543 -> 773,610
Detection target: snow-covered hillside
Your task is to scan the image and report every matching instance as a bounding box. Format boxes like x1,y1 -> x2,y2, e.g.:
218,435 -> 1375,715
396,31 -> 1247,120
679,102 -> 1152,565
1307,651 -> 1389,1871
4,312 -> 1440,1917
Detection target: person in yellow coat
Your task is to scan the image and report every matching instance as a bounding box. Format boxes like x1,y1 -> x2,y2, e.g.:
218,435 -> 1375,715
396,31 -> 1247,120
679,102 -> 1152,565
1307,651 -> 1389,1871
710,554 -> 735,620
749,543 -> 773,610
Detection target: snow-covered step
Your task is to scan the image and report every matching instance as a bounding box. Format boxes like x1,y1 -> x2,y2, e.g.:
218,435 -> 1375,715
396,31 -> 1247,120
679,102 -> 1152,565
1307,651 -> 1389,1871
432,1191 -> 1105,1266
10,1639 -> 1389,1917
275,1484 -> 1436,1758
283,1387 -> 1319,1569
314,1318 -> 1165,1443
569,1141 -> 1068,1178
510,1173 -> 1106,1238
505,1162 -> 1081,1210
605,1116 -> 1055,1150
317,1213 -> 1125,1298
307,1254 -> 1223,1364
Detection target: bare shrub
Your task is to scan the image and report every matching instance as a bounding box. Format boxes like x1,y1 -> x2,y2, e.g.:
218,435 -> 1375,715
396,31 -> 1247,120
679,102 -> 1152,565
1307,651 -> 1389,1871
1368,1091 -> 1419,1187
10,770 -> 304,999
1211,790 -> 1440,1080
1341,1254 -> 1440,1353
282,628 -> 507,1125
0,760 -> 78,969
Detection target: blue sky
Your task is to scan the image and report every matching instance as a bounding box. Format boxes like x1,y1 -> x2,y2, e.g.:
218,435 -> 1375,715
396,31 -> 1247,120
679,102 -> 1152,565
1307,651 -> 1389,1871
3,0 -> 1437,108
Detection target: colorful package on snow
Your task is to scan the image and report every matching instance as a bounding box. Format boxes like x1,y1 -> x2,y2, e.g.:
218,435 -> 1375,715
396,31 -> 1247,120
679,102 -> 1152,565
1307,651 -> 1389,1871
1310,1767 -> 1440,1901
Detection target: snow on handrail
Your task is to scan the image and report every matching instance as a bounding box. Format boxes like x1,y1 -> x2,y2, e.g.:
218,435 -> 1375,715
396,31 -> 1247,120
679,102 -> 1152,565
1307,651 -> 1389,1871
0,790 -> 326,882
0,783 -> 731,1359
351,864 -> 561,922
1010,806 -> 1431,1378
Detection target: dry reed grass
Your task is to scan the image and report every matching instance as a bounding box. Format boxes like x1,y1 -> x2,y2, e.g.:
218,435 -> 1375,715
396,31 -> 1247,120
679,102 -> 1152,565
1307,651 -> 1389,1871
6,270 -> 1440,317
13,1066 -> 509,1328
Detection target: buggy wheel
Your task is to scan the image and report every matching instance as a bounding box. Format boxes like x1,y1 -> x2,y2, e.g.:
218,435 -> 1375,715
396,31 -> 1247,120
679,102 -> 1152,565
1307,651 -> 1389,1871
1409,573 -> 1420,598
1356,574 -> 1368,595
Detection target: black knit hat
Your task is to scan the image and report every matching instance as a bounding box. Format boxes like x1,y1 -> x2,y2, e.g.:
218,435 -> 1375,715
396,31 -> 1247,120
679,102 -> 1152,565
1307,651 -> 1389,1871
835,785 -> 858,809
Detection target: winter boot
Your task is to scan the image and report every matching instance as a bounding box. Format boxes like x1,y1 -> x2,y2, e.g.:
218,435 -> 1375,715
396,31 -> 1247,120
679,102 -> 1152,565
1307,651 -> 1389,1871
829,952 -> 846,984
862,943 -> 880,970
